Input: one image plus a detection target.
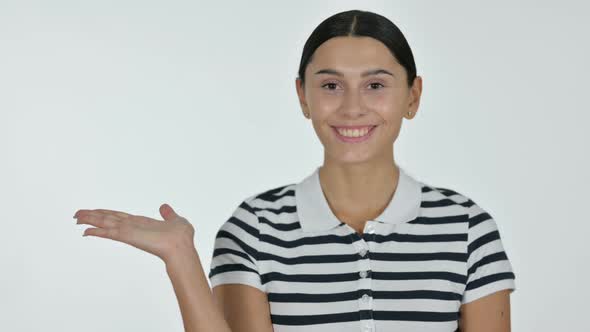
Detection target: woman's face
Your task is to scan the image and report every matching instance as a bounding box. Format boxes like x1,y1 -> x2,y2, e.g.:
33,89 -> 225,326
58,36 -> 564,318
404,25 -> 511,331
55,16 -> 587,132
296,36 -> 422,165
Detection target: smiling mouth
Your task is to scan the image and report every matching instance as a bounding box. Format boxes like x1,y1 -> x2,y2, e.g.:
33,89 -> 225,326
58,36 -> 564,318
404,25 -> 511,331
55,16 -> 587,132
332,125 -> 377,137
331,125 -> 378,142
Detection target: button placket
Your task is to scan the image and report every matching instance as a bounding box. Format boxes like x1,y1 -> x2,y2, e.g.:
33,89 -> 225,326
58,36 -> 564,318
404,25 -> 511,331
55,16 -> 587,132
357,250 -> 373,317
358,259 -> 372,280
358,288 -> 373,309
355,236 -> 371,281
359,246 -> 368,257
360,319 -> 375,332
353,223 -> 374,329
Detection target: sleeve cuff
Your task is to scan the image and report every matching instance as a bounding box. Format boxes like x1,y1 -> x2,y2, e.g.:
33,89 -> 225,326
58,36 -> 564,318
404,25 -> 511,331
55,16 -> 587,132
462,278 -> 516,304
209,271 -> 266,293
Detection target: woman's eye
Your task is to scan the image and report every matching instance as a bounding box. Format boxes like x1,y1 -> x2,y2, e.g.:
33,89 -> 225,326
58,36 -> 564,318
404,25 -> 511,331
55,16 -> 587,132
368,82 -> 384,89
321,82 -> 384,90
322,83 -> 338,90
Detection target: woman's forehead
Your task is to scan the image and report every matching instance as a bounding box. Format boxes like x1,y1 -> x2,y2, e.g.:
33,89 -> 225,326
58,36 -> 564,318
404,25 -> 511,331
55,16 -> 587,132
307,37 -> 402,75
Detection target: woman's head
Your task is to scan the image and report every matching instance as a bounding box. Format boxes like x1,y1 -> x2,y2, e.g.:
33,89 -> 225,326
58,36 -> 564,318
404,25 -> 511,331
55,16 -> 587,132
295,10 -> 422,166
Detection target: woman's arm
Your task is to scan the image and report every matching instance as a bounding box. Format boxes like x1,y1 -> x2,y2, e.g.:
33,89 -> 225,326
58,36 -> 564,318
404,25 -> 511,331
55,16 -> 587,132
212,284 -> 274,332
74,204 -> 234,332
458,289 -> 512,332
165,244 -> 233,332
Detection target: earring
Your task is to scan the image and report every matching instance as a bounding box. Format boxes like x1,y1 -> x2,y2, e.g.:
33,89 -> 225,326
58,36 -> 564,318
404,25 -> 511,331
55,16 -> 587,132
407,111 -> 413,117
303,111 -> 309,118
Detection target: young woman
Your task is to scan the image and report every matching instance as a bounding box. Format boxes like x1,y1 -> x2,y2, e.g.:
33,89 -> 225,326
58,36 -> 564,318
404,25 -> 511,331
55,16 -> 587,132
74,9 -> 516,332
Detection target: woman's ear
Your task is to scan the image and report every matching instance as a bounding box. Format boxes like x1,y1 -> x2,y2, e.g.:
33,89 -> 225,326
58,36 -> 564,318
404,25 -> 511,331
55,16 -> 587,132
295,78 -> 310,117
408,76 -> 423,113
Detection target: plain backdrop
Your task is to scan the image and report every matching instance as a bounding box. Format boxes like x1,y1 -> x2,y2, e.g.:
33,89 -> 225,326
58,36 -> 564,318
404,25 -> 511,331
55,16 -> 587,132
2,0 -> 588,331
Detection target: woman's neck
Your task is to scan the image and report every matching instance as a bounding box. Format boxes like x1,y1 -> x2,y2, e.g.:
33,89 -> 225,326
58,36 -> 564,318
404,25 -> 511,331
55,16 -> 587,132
318,160 -> 400,228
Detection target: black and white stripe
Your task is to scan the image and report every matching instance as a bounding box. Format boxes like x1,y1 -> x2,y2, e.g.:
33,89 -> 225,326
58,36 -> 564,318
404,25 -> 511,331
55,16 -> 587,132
209,165 -> 516,331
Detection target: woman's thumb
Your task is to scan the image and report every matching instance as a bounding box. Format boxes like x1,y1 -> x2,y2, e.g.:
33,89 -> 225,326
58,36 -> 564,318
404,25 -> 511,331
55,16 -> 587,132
159,203 -> 179,221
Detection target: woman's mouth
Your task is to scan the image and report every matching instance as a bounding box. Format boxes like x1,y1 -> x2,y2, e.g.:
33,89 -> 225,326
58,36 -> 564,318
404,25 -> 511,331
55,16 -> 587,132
331,125 -> 377,143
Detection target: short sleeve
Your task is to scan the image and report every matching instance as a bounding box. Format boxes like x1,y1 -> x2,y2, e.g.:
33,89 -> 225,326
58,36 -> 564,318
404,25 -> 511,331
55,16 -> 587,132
462,198 -> 516,304
208,199 -> 265,293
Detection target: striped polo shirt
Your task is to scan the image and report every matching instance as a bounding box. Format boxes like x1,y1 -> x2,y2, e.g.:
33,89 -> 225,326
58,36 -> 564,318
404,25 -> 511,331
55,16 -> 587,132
208,165 -> 516,331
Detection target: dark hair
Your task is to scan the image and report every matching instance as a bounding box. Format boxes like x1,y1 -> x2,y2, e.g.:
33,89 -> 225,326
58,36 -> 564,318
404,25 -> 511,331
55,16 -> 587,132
297,10 -> 417,88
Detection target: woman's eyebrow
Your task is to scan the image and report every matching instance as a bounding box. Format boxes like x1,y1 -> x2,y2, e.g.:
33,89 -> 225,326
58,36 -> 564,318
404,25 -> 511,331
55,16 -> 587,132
314,68 -> 395,77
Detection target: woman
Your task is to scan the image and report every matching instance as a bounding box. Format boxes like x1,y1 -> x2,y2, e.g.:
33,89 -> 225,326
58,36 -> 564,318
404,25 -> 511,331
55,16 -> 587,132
74,9 -> 516,332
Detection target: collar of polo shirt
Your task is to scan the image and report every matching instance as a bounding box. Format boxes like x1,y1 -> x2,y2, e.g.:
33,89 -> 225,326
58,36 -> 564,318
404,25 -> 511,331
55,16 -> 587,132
295,164 -> 423,233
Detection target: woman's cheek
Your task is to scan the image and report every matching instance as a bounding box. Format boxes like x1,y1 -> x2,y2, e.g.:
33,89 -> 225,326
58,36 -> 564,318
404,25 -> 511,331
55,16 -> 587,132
310,93 -> 341,110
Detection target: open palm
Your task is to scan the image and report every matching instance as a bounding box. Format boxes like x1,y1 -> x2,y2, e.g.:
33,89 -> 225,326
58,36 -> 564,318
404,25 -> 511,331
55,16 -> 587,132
74,203 -> 195,263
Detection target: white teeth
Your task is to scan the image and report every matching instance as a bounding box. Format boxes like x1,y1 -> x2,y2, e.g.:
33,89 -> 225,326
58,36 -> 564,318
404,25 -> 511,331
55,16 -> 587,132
336,126 -> 372,137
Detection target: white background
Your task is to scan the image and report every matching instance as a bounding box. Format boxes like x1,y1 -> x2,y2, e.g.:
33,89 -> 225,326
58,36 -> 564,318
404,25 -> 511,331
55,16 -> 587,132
2,1 -> 588,331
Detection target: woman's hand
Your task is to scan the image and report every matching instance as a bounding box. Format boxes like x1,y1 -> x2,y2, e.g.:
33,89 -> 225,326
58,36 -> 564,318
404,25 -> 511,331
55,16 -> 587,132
73,203 -> 195,264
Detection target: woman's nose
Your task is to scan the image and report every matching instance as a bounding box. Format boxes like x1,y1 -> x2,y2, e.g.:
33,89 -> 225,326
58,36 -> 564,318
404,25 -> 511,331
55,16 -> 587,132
339,89 -> 366,117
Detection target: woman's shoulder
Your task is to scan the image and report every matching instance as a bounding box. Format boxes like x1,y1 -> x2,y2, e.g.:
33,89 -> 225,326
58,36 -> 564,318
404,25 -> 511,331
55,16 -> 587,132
218,182 -> 298,231
241,182 -> 298,210
418,179 -> 496,220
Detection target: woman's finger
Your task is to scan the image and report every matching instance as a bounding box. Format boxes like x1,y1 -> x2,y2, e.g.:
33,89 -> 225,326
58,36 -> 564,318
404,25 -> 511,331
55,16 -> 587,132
77,211 -> 121,229
83,226 -> 122,241
75,209 -> 132,219
92,209 -> 134,219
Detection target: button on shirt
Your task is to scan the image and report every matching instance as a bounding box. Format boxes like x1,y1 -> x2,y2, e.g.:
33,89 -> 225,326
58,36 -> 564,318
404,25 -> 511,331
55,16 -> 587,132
208,165 -> 517,331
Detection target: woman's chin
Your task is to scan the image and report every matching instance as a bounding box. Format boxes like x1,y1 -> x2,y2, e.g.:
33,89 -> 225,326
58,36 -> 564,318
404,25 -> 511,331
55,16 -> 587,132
326,150 -> 377,165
